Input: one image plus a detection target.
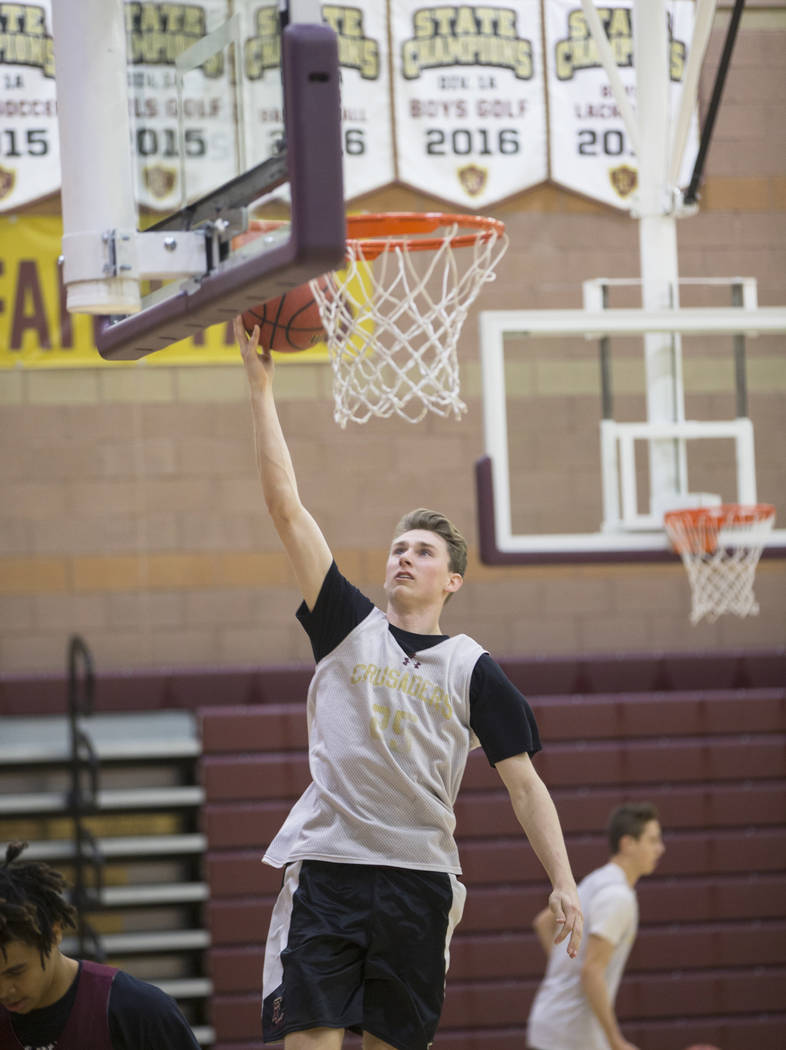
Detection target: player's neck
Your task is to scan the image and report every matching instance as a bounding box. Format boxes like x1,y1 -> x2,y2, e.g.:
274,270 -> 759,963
41,952 -> 80,1009
386,601 -> 443,635
610,855 -> 640,888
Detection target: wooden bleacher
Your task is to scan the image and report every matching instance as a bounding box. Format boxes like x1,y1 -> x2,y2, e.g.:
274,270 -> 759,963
2,648 -> 783,1049
0,710 -> 213,1046
198,649 -> 785,1050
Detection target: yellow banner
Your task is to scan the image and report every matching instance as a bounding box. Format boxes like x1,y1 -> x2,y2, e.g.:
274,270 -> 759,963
0,215 -> 329,367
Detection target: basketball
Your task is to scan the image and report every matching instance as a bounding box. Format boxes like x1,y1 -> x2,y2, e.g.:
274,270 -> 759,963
241,277 -> 330,353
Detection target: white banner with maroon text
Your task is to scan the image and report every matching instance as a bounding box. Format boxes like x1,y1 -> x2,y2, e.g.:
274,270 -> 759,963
545,0 -> 699,210
126,0 -> 234,212
1,2 -> 701,215
0,0 -> 60,211
391,0 -> 547,208
325,2 -> 395,200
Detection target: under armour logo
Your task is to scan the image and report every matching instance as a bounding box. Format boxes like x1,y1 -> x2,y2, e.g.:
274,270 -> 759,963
402,656 -> 421,669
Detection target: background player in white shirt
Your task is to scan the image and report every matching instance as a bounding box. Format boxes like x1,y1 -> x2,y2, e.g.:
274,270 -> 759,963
235,318 -> 583,1050
527,802 -> 665,1050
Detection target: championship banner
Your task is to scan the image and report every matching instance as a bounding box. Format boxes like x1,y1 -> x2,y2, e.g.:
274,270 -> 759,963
324,1 -> 395,200
127,0 -> 237,213
391,0 -> 547,208
0,215 -> 329,366
241,1 -> 286,181
240,2 -> 394,204
545,1 -> 698,210
0,1 -> 60,212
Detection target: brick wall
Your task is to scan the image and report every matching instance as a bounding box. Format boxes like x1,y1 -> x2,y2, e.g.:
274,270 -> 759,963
1,10 -> 784,673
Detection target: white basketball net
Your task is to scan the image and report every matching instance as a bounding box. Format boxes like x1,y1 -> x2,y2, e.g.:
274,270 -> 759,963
664,505 -> 775,624
310,219 -> 508,427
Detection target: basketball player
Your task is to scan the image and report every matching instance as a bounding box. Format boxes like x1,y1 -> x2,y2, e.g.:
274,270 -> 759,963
0,841 -> 201,1050
527,802 -> 665,1050
235,317 -> 583,1050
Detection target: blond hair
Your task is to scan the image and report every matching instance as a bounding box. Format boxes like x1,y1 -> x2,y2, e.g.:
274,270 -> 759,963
393,508 -> 468,577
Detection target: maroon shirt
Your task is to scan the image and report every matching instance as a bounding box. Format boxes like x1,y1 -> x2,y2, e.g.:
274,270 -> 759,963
0,959 -> 115,1050
2,959 -> 200,1049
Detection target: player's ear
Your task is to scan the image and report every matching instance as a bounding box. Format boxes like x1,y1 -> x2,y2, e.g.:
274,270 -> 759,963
445,572 -> 463,596
618,833 -> 636,856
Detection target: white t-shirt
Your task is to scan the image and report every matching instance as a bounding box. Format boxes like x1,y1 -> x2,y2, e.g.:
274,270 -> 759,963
527,861 -> 638,1050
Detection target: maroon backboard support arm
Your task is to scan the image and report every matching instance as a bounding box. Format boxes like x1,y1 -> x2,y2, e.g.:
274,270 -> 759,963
95,24 -> 345,361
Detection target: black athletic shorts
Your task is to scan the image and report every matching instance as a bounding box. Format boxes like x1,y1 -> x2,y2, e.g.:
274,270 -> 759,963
261,859 -> 466,1050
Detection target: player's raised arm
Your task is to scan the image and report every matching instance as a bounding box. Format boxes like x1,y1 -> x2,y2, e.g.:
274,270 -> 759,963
235,317 -> 332,610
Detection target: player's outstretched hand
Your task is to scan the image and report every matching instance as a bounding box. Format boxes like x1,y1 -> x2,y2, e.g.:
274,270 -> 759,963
548,885 -> 583,959
234,316 -> 273,391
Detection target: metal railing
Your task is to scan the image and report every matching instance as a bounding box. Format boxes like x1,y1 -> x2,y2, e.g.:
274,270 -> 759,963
66,634 -> 106,962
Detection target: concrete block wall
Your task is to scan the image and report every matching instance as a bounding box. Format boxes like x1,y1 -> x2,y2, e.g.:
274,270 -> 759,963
1,9 -> 785,674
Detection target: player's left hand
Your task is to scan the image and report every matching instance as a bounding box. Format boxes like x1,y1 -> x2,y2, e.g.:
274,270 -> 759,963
234,315 -> 273,390
548,885 -> 583,959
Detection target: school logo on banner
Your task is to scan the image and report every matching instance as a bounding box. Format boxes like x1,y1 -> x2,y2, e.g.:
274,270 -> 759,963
391,0 -> 547,208
142,163 -> 178,201
458,163 -> 488,197
0,165 -> 16,201
609,163 -> 637,199
545,0 -> 698,210
0,0 -> 60,212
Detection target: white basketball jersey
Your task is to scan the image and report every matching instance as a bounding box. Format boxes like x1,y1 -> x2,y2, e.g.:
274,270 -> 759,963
263,607 -> 486,873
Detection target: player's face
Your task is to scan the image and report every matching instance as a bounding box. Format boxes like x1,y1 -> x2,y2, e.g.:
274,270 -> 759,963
631,820 -> 665,877
384,529 -> 460,608
0,938 -> 62,1013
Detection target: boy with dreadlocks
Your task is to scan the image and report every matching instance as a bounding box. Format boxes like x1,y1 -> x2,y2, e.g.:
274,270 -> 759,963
0,841 -> 201,1050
